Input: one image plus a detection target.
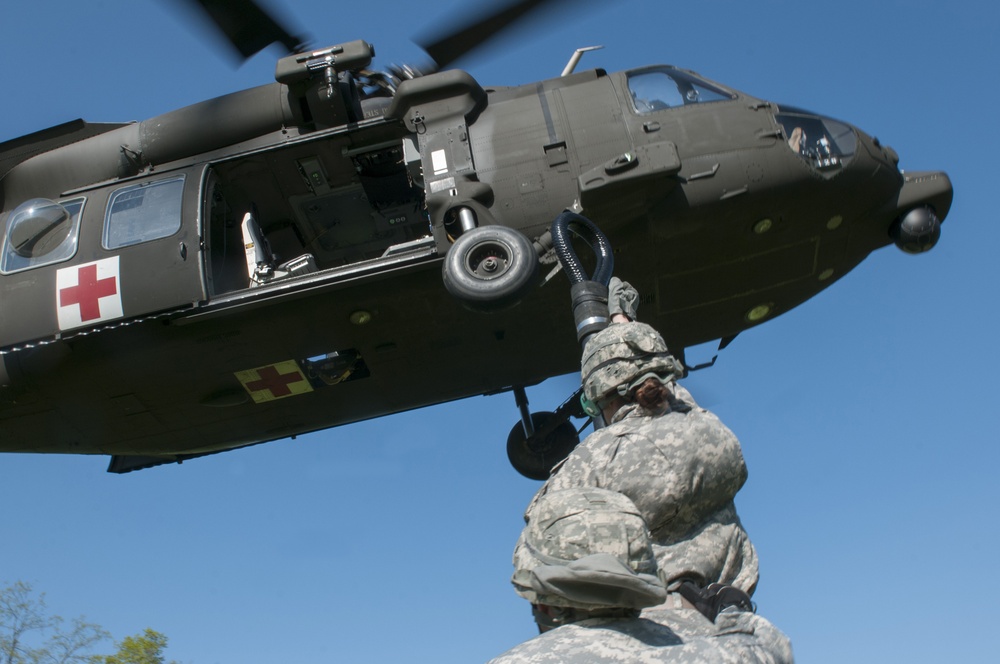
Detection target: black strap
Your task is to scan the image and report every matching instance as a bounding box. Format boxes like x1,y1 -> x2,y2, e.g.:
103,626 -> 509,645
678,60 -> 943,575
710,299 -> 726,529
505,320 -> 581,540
677,581 -> 755,622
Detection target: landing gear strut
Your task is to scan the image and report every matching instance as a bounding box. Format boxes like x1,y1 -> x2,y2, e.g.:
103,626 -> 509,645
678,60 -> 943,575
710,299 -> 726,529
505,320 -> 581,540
502,210 -> 615,479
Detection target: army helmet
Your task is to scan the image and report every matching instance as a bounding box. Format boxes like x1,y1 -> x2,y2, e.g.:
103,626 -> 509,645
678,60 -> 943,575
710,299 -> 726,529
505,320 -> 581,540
512,487 -> 664,609
581,322 -> 682,404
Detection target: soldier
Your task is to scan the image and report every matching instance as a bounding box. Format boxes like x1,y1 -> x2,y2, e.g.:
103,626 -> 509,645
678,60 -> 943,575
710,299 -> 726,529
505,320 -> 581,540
490,487 -> 793,663
526,319 -> 759,594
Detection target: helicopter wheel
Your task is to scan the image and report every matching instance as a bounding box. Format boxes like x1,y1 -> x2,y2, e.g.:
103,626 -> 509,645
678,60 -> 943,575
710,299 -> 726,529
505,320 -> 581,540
506,412 -> 580,481
442,226 -> 539,311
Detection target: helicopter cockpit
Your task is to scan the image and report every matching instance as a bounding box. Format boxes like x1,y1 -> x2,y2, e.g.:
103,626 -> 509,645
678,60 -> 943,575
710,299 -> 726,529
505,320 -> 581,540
775,107 -> 857,173
627,67 -> 735,112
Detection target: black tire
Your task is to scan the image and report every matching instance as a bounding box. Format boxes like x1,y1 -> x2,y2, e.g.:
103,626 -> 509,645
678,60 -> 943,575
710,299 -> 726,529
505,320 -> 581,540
442,226 -> 539,311
506,412 -> 580,481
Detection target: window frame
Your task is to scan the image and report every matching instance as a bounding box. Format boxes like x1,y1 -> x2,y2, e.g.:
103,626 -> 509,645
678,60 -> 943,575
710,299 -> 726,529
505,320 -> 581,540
102,175 -> 186,250
626,67 -> 736,114
1,197 -> 86,275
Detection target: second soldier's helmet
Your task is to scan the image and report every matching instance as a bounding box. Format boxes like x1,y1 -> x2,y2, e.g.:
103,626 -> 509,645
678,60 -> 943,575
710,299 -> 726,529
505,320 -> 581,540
511,487 -> 666,610
581,322 -> 683,404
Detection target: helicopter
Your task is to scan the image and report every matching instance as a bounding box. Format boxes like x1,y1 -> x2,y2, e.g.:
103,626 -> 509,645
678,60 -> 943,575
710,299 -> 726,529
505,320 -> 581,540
0,0 -> 952,477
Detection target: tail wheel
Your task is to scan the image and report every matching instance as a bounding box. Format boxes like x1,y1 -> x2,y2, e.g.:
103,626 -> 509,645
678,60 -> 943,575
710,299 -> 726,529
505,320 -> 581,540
442,226 -> 539,311
506,412 -> 579,481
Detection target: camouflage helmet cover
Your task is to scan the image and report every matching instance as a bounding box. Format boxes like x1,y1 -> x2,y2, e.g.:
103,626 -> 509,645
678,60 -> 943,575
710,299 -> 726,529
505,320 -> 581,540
581,322 -> 682,403
512,488 -> 665,609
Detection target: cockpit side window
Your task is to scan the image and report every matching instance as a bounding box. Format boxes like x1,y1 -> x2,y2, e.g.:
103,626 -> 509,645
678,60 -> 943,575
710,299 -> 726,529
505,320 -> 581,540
1,197 -> 84,274
103,175 -> 185,249
627,68 -> 734,113
775,110 -> 857,172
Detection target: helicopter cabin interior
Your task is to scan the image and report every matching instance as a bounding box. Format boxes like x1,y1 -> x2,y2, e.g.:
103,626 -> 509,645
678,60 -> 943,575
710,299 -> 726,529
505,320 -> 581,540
203,133 -> 431,298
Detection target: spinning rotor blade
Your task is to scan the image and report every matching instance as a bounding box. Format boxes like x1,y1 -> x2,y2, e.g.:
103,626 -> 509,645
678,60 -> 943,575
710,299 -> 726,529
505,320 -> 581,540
418,0 -> 573,70
175,0 -> 308,60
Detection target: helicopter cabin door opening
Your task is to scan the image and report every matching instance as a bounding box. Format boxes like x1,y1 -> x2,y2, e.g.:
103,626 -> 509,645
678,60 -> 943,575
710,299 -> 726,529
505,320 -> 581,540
202,135 -> 431,300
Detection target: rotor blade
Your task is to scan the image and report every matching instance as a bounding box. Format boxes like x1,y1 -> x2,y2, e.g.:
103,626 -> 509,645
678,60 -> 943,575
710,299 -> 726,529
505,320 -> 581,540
417,0 -> 573,69
174,0 -> 307,61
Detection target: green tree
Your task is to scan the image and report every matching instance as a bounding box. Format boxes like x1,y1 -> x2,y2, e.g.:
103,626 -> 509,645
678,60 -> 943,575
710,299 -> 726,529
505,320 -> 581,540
90,629 -> 178,664
0,581 -> 109,664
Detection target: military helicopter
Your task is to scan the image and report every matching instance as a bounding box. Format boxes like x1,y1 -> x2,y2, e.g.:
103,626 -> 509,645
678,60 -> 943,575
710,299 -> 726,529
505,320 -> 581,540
0,0 -> 951,476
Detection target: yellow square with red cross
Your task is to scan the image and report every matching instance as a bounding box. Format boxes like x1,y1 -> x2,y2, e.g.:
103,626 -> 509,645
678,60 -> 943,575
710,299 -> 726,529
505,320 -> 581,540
236,360 -> 314,404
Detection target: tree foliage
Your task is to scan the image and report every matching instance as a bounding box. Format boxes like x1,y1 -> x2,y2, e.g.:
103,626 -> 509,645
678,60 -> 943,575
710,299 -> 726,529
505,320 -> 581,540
1,583 -> 179,664
92,629 -> 178,664
0,580 -> 109,664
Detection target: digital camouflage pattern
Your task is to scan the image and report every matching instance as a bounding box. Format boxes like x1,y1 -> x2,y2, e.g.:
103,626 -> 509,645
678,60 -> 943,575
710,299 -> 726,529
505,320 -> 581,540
581,322 -> 684,403
500,313 -> 790,661
500,486 -> 792,663
514,487 -> 657,576
650,502 -> 758,594
527,381 -> 759,593
511,487 -> 665,610
488,602 -> 794,664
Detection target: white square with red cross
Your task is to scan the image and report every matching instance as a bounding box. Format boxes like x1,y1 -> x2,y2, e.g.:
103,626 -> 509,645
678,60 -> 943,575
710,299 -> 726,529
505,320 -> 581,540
56,257 -> 124,331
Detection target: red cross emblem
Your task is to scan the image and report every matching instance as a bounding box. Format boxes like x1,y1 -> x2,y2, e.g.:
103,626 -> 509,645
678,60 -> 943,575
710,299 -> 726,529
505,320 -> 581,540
56,257 -> 124,331
236,360 -> 314,403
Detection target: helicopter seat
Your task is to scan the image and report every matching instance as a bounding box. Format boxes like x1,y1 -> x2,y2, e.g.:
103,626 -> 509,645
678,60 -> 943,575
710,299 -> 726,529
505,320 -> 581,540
241,212 -> 316,288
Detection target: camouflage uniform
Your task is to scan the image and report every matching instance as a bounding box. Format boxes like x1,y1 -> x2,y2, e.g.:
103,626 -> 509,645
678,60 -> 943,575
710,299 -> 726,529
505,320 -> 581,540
527,322 -> 759,593
488,608 -> 793,664
510,487 -> 666,613
491,487 -> 793,664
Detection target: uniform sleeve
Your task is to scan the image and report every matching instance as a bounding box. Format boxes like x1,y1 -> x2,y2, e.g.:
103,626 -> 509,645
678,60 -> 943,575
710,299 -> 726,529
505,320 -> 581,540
652,502 -> 759,594
571,412 -> 748,538
526,411 -> 747,537
713,610 -> 795,664
670,382 -> 699,409
522,428 -> 620,523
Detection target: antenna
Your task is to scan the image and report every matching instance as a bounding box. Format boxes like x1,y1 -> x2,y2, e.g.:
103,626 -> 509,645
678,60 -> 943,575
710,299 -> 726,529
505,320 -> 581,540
561,45 -> 603,76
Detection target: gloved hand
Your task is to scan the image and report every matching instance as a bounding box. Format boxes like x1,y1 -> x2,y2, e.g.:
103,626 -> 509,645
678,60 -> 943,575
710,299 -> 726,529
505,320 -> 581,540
608,276 -> 639,322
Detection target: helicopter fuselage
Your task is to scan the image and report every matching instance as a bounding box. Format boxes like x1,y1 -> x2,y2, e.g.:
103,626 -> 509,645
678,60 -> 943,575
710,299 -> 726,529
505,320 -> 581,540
0,51 -> 952,469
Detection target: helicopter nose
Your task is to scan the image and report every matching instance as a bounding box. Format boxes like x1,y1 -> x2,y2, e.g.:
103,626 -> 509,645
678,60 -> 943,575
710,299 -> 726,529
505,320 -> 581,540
880,143 -> 900,167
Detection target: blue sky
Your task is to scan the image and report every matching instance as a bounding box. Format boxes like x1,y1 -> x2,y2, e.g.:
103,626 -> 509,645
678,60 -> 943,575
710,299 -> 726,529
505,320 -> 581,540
1,1 -> 996,662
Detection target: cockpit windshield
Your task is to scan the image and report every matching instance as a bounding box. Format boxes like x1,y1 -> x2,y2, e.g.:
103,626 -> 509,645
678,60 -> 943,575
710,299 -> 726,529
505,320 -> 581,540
627,67 -> 735,113
775,107 -> 857,172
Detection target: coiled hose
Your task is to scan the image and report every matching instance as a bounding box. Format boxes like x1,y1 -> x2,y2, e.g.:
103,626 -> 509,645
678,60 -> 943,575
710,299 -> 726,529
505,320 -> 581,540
550,211 -> 614,345
551,211 -> 614,286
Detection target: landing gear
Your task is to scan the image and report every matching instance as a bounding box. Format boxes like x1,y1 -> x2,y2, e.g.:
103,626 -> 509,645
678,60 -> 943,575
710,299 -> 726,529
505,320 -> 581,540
442,225 -> 539,311
506,412 -> 580,481
506,386 -> 585,481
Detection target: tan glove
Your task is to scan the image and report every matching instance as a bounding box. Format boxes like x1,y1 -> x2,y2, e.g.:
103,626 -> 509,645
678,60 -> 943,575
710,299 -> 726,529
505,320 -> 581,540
608,276 -> 639,321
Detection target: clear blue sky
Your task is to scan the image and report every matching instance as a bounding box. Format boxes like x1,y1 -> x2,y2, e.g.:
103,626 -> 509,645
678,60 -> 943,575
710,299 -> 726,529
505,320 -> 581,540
1,1 -> 995,662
